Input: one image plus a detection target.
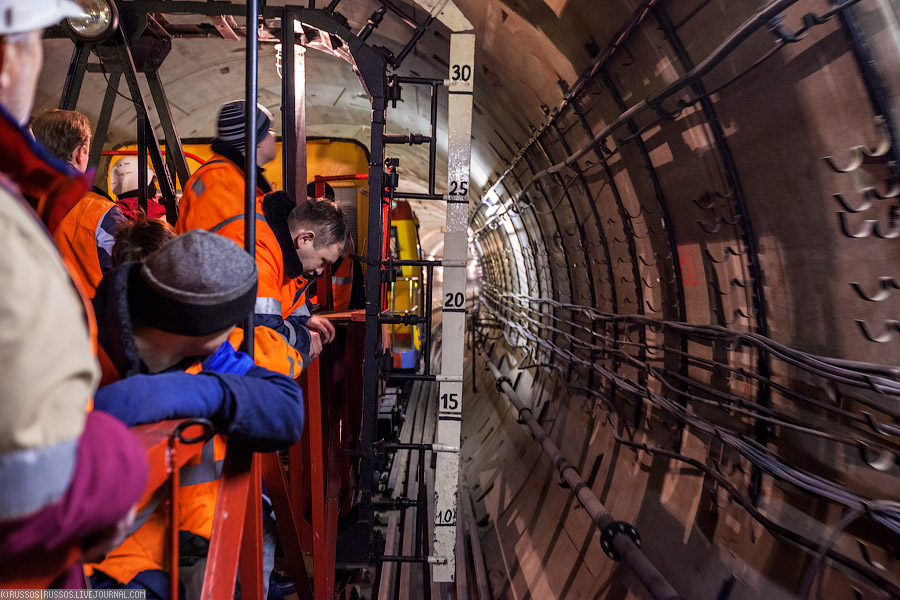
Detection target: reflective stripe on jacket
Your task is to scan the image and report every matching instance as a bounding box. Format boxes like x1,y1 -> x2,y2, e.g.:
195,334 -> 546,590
53,191 -> 122,296
330,251 -> 354,311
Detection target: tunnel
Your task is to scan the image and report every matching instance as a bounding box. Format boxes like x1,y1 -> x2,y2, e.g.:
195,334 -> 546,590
34,0 -> 900,598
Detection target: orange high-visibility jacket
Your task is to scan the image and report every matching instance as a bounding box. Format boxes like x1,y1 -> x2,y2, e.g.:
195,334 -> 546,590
53,191 -> 121,296
177,156 -> 310,323
89,326 -> 300,585
331,249 -> 354,311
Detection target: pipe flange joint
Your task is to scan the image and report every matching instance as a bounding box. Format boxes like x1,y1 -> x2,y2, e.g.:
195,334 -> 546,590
600,521 -> 641,561
495,376 -> 512,394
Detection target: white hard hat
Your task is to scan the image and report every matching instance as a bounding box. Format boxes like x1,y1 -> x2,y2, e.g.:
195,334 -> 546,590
0,0 -> 87,35
110,156 -> 155,197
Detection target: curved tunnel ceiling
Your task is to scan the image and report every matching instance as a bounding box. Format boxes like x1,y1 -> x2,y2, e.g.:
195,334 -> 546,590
34,1 -> 900,597
36,0 -> 616,257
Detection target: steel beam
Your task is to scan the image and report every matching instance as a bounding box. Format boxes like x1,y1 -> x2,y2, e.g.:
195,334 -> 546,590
145,69 -> 191,191
653,5 -> 771,498
58,41 -> 89,111
89,70 -> 120,178
242,0 -> 259,354
112,27 -> 178,219
281,9 -> 298,202
485,356 -> 683,600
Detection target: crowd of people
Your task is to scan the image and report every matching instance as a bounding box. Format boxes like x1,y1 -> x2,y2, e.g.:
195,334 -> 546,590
0,1 -> 354,597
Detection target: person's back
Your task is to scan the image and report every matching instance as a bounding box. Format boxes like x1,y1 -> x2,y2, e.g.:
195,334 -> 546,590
177,100 -> 275,235
31,109 -> 127,295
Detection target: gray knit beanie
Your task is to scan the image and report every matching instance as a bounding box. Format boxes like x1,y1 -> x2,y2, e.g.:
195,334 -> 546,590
128,230 -> 258,336
216,100 -> 273,154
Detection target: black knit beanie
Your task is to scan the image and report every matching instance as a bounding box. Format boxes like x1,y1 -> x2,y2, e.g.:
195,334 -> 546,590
128,230 -> 258,336
216,100 -> 273,154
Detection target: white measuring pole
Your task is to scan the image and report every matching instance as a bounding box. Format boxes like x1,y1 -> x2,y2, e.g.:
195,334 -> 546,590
432,31 -> 475,583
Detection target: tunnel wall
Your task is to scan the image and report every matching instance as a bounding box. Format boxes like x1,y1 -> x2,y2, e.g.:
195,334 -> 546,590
466,1 -> 900,598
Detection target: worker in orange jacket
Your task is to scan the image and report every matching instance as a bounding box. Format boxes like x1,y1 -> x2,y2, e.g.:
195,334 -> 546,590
306,181 -> 363,312
31,109 -> 128,296
88,230 -> 305,599
177,101 -> 349,363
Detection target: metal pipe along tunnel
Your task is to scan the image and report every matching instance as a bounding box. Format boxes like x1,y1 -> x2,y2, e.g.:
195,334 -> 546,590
34,0 -> 900,598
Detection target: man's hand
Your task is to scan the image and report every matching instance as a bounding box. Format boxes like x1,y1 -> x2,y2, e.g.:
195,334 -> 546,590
308,330 -> 323,360
306,314 -> 336,344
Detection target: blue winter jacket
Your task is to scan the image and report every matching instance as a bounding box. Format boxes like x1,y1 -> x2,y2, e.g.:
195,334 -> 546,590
91,263 -> 305,452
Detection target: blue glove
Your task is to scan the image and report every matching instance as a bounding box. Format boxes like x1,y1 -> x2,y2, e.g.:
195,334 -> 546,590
203,340 -> 255,375
94,368 -> 304,451
94,372 -> 228,427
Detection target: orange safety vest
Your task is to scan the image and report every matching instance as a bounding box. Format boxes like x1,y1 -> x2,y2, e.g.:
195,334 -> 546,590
330,251 -> 353,312
53,191 -> 119,296
89,327 -> 300,584
177,156 -> 310,323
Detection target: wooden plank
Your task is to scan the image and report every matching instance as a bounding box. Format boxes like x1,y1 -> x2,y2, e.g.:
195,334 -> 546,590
377,512 -> 401,600
397,450 -> 420,600
378,382 -> 421,598
398,381 -> 429,600
386,383 -> 420,493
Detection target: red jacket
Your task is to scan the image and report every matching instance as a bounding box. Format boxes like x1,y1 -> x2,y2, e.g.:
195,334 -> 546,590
115,191 -> 167,221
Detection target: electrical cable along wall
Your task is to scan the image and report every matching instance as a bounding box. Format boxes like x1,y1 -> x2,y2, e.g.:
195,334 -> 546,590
469,0 -> 900,597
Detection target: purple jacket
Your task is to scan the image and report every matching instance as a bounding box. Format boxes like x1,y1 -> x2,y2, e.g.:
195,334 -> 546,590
0,412 -> 148,588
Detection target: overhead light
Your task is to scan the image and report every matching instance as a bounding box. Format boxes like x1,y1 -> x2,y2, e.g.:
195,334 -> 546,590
65,0 -> 118,42
274,42 -> 306,80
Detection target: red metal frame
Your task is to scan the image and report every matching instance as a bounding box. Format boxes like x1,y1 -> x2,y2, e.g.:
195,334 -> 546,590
303,357 -> 329,600
199,447 -> 254,599
130,421 -> 211,600
239,454 -> 264,600
188,311 -> 365,600
310,173 -> 369,313
261,452 -> 314,599
313,174 -> 369,183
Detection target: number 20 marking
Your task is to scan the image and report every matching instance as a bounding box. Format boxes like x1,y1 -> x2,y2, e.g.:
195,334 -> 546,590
444,292 -> 464,308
